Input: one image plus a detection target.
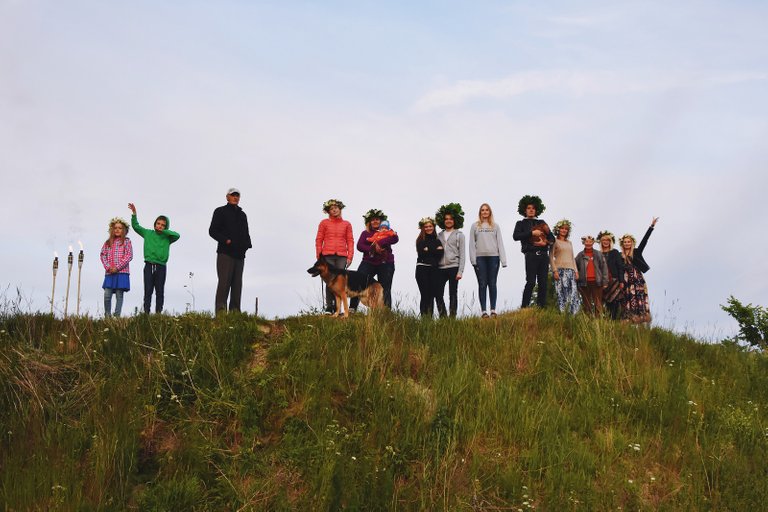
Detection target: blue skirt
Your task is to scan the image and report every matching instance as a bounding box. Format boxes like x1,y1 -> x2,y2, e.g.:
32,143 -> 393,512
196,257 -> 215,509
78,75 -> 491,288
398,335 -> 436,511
103,273 -> 130,291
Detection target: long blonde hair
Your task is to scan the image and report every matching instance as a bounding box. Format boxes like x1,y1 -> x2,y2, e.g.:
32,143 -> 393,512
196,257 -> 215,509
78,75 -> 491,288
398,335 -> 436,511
620,235 -> 636,264
476,203 -> 495,228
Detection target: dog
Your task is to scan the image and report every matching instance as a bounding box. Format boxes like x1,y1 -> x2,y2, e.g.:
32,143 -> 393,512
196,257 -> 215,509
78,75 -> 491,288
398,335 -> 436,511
307,256 -> 384,317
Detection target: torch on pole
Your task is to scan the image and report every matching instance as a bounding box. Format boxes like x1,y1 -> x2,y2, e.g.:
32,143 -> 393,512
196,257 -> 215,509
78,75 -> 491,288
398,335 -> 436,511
63,246 -> 73,318
76,241 -> 84,316
51,252 -> 59,315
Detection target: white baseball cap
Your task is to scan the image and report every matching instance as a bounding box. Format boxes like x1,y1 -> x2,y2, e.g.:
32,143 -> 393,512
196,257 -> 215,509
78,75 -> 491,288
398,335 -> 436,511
226,187 -> 241,195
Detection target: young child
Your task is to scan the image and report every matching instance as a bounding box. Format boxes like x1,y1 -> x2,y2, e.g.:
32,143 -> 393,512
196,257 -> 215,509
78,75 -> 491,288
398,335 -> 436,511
100,217 -> 133,317
129,202 -> 180,314
366,219 -> 397,245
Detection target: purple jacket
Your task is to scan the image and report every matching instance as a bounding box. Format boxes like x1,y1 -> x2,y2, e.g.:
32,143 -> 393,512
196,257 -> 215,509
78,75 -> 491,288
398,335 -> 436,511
356,229 -> 399,265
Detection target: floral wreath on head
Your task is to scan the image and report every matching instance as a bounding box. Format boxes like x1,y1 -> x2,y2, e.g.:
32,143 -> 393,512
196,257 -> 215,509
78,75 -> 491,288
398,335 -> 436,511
553,219 -> 573,239
517,195 -> 546,216
322,199 -> 346,213
108,217 -> 130,234
597,230 -> 616,244
362,208 -> 387,224
435,202 -> 465,229
620,233 -> 637,246
418,217 -> 436,229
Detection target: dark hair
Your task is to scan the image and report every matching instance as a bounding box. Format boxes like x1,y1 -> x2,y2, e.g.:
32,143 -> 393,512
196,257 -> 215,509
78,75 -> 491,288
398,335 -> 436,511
517,195 -> 546,216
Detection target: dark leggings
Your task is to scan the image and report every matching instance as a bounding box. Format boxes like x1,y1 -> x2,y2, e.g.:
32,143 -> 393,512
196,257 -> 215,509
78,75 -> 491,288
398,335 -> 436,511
415,264 -> 441,317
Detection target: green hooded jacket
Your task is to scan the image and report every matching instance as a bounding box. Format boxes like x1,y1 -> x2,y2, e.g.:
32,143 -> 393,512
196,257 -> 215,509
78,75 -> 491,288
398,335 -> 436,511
131,214 -> 180,265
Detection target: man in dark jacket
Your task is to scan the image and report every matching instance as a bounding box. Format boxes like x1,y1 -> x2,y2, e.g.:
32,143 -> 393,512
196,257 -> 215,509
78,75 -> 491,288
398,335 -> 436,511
209,187 -> 252,313
512,195 -> 555,308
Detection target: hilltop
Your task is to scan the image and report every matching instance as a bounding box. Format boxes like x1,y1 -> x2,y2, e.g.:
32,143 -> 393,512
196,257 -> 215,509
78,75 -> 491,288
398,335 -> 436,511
1,310 -> 766,510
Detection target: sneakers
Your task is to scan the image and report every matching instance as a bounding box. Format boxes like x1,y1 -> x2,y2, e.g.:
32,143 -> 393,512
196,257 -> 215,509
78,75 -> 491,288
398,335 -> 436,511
481,312 -> 490,319
490,311 -> 498,318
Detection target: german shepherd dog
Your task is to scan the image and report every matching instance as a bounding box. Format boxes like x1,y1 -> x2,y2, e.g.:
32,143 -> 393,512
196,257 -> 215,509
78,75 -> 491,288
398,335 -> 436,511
307,256 -> 384,317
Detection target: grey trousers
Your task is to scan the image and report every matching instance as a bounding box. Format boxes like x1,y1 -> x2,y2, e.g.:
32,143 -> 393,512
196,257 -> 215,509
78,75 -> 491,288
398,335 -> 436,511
215,253 -> 245,313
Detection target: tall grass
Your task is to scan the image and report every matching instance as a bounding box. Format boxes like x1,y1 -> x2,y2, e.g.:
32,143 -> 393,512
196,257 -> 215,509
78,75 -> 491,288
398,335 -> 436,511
1,309 -> 766,510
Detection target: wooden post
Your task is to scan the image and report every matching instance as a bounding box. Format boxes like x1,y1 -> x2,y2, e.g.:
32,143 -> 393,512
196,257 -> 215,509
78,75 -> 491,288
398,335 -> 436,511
255,297 -> 259,316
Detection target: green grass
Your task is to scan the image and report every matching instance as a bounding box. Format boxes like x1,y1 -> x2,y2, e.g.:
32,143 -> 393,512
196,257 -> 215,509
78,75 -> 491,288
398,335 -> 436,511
1,310 -> 767,511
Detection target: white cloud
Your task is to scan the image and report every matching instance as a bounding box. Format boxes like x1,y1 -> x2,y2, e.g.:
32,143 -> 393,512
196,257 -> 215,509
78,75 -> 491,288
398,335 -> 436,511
413,70 -> 768,111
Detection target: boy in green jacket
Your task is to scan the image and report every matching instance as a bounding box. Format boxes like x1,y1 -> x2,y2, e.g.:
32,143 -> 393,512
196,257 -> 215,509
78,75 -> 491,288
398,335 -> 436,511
128,203 -> 180,313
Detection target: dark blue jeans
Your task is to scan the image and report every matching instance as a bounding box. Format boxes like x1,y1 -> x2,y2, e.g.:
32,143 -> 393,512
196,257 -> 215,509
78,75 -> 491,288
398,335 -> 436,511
143,262 -> 167,313
474,256 -> 500,311
350,261 -> 395,309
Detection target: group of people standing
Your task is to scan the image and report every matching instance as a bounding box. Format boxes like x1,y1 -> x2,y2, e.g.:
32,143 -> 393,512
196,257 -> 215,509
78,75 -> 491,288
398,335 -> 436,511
315,195 -> 658,324
97,188 -> 657,325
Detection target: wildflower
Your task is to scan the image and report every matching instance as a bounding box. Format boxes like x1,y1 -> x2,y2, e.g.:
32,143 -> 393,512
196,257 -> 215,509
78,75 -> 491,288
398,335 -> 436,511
650,476 -> 656,482
351,456 -> 357,461
103,328 -> 109,332
0,329 -> 6,334
628,479 -> 634,484
688,400 -> 697,406
61,333 -> 68,337
156,394 -> 161,398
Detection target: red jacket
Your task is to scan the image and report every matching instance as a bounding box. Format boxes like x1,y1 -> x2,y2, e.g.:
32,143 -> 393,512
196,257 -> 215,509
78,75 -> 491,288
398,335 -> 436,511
315,217 -> 354,261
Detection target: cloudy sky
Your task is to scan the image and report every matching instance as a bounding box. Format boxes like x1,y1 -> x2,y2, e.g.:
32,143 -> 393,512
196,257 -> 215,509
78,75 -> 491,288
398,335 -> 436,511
1,0 -> 766,339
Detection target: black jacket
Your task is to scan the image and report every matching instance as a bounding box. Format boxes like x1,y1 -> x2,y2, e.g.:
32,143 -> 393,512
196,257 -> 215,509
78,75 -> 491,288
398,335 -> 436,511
416,233 -> 444,266
625,226 -> 653,273
602,248 -> 624,284
209,203 -> 252,259
513,218 -> 555,253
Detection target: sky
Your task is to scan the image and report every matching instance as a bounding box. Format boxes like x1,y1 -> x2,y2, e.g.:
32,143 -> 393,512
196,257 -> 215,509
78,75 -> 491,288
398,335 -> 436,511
1,0 -> 766,340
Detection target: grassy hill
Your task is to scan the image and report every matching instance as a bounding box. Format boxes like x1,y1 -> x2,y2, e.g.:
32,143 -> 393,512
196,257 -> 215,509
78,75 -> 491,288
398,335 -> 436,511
1,310 -> 766,511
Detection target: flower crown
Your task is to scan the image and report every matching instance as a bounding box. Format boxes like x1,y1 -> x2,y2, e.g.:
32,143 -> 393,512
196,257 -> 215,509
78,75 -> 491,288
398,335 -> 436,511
363,208 -> 387,224
620,233 -> 637,246
435,202 -> 465,229
597,230 -> 616,244
322,199 -> 346,212
418,216 -> 436,228
553,219 -> 573,238
108,217 -> 130,234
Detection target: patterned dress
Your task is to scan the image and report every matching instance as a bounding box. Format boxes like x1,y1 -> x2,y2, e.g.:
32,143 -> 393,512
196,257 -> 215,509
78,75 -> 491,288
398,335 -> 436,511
622,263 -> 650,323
